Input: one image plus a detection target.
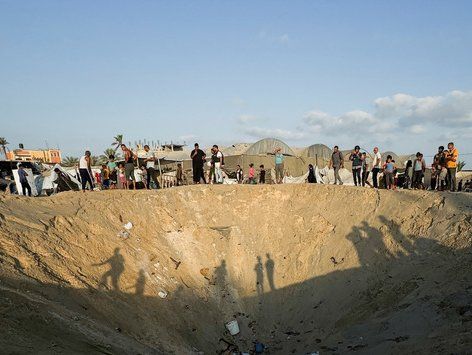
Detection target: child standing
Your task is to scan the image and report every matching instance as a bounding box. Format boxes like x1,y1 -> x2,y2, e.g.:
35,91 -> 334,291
248,163 -> 256,184
139,166 -> 148,189
101,164 -> 110,190
259,165 -> 266,184
118,163 -> 127,189
236,165 -> 243,184
383,155 -> 396,190
176,163 -> 183,186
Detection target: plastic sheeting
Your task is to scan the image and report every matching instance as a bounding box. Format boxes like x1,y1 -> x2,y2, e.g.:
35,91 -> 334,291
35,164 -> 81,193
13,168 -> 39,196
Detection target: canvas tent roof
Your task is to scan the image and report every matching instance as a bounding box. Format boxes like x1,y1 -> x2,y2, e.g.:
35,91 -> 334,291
381,151 -> 400,163
303,144 -> 332,160
245,138 -> 295,156
221,143 -> 251,156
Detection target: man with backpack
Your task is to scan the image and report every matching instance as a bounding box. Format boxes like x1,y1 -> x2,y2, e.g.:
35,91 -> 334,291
349,145 -> 362,186
329,146 -> 344,185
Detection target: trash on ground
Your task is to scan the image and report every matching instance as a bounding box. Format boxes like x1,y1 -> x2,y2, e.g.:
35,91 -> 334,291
117,230 -> 130,239
330,256 -> 344,265
170,256 -> 182,269
158,290 -> 168,299
123,222 -> 133,230
225,319 -> 240,335
255,341 -> 265,353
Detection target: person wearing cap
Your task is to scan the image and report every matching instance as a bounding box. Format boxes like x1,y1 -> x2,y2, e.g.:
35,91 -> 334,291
445,142 -> 459,192
349,145 -> 362,186
432,146 -> 446,190
274,147 -> 285,184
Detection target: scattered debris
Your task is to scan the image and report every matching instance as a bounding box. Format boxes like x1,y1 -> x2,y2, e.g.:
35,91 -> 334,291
254,341 -> 265,353
123,222 -> 133,230
386,335 -> 409,343
284,331 -> 300,336
170,257 -> 181,269
117,230 -> 130,239
225,319 -> 240,335
218,338 -> 238,353
330,256 -> 345,265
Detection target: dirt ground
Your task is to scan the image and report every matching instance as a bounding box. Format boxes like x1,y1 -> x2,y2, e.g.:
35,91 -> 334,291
0,185 -> 471,354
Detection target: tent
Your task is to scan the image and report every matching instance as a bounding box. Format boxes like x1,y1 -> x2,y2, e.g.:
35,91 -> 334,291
302,144 -> 332,166
36,164 -> 81,194
245,138 -> 295,156
381,151 -> 400,164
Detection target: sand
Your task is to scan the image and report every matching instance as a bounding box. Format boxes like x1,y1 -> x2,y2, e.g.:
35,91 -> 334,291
0,185 -> 471,354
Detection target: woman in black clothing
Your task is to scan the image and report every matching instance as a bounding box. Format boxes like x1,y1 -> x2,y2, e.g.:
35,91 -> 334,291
307,164 -> 317,183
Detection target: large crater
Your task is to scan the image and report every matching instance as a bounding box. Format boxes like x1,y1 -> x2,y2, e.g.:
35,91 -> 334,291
0,185 -> 471,354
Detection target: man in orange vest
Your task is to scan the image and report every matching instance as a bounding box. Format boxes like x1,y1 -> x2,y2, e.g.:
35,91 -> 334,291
445,142 -> 459,192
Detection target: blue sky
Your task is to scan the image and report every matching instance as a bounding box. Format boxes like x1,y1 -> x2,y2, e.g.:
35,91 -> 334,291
1,0 -> 472,164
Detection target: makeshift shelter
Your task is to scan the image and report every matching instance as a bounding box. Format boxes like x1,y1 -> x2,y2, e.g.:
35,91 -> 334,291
381,151 -> 400,164
221,143 -> 251,156
245,138 -> 295,156
35,164 -> 81,195
302,144 -> 332,167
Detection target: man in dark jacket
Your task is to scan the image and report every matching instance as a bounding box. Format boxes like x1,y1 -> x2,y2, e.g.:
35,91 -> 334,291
190,143 -> 206,184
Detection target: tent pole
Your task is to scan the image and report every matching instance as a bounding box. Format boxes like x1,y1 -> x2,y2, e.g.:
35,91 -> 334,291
156,150 -> 163,188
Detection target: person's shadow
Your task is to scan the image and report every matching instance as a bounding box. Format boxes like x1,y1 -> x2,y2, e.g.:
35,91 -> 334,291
214,260 -> 227,291
94,248 -> 125,291
135,269 -> 146,296
265,253 -> 276,291
255,256 -> 264,295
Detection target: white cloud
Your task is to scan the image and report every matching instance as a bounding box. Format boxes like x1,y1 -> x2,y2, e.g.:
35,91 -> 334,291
241,125 -> 306,141
237,114 -> 257,123
258,30 -> 291,44
230,97 -> 246,108
178,134 -> 196,143
374,90 -> 472,128
278,34 -> 290,44
236,90 -> 472,151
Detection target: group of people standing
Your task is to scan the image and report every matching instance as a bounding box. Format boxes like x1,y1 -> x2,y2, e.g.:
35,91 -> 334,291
191,144 -> 286,185
190,143 -> 225,184
328,142 -> 461,192
77,144 -> 161,192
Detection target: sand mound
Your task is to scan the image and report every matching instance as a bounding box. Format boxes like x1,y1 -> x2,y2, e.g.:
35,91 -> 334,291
1,185 -> 471,354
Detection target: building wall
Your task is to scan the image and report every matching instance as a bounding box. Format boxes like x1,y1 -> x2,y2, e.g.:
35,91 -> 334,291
6,149 -> 62,164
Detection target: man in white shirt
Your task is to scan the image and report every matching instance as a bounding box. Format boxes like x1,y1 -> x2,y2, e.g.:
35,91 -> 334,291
212,145 -> 224,184
143,145 -> 160,189
371,147 -> 382,188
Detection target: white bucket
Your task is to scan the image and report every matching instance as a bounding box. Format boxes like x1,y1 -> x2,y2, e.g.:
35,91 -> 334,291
123,222 -> 133,230
225,320 -> 240,335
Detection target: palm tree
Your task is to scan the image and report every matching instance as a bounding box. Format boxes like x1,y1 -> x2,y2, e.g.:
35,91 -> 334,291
104,148 -> 116,157
111,134 -> 123,153
0,137 -> 9,159
458,161 -> 466,172
91,155 -> 107,166
63,156 -> 79,167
